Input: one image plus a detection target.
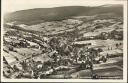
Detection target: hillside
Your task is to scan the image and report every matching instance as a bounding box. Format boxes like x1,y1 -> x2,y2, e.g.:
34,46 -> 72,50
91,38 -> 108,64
4,4 -> 123,25
3,4 -> 124,79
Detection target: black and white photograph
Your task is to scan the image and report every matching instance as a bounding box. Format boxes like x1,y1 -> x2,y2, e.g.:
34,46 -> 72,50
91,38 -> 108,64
1,0 -> 127,82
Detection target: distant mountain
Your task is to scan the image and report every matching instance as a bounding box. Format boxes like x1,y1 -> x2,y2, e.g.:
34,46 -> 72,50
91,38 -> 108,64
4,4 -> 123,25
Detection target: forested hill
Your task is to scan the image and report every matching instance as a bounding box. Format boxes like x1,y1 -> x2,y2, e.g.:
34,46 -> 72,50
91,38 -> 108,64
4,4 -> 123,25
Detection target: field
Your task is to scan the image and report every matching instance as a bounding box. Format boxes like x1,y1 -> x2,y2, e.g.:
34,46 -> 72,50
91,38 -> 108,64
3,5 -> 124,79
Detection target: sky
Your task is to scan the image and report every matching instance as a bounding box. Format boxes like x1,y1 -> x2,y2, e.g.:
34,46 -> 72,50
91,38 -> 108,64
2,0 -> 126,13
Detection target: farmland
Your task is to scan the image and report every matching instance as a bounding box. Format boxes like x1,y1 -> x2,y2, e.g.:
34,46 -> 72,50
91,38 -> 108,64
3,5 -> 123,79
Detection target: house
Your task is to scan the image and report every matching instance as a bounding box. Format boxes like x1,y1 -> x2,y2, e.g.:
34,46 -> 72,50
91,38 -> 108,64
72,40 -> 96,48
26,40 -> 39,48
83,32 -> 100,40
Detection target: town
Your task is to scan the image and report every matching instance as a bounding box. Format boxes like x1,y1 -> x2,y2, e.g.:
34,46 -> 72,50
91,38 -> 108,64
3,14 -> 123,79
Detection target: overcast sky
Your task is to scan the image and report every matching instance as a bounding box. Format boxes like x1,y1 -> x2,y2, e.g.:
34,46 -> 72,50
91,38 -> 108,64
2,0 -> 125,13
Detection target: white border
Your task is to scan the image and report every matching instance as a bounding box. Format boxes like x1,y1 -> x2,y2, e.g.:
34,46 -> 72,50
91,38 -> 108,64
1,0 -> 127,82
